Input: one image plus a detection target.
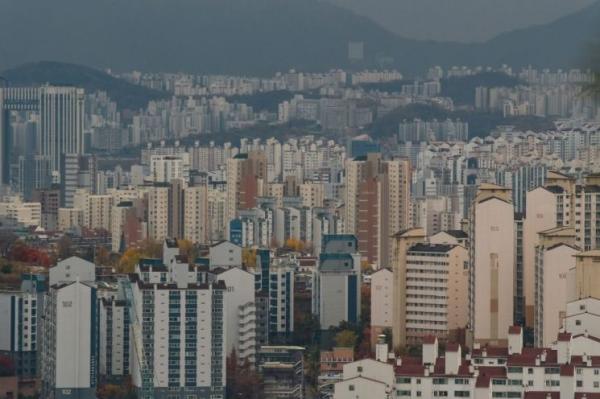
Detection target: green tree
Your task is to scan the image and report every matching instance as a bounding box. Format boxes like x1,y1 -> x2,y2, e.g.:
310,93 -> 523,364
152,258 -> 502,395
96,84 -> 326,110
226,350 -> 261,399
334,330 -> 358,348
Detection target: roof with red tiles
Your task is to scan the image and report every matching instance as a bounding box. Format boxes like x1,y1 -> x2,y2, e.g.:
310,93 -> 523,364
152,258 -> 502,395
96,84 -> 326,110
422,335 -> 437,344
471,346 -> 509,358
507,349 -> 558,367
524,392 -> 560,399
560,364 -> 574,376
446,343 -> 460,352
508,326 -> 522,334
557,332 -> 572,342
475,365 -> 507,387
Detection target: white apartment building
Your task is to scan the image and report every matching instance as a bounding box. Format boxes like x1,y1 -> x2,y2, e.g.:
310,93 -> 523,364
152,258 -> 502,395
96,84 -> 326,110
564,250 -> 600,339
267,256 -> 296,337
533,227 -> 579,347
0,274 -> 46,380
49,257 -> 95,286
525,173 -> 600,326
315,236 -> 362,329
150,154 -> 189,183
209,241 -> 242,270
370,268 -> 393,344
126,244 -> 226,398
41,257 -> 97,399
215,267 -> 256,364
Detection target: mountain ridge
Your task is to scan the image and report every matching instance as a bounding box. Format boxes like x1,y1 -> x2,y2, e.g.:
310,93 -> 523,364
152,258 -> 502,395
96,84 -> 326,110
1,61 -> 169,110
0,0 -> 598,75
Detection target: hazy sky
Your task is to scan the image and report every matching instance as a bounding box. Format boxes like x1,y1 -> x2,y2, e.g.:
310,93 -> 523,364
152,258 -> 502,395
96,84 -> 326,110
329,0 -> 596,42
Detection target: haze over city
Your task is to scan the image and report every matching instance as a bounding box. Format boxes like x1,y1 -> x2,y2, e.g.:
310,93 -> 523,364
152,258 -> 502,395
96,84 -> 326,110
0,1 -> 599,399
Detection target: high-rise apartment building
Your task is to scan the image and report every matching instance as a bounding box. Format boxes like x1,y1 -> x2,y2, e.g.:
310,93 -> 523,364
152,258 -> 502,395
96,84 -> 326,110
126,249 -> 226,398
215,267 -> 257,364
391,228 -> 426,348
404,243 -> 469,345
524,171 -> 600,326
60,154 -> 97,207
226,151 -> 268,227
314,235 -> 361,330
564,250 -> 600,338
533,227 -> 579,347
99,297 -> 130,379
344,154 -> 410,267
184,185 -> 209,244
73,189 -> 113,231
468,184 -> 515,346
0,274 -> 46,382
150,155 -> 189,183
40,257 -> 97,399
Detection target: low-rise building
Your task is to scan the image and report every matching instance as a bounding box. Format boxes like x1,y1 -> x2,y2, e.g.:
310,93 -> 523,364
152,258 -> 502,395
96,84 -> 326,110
258,346 -> 305,399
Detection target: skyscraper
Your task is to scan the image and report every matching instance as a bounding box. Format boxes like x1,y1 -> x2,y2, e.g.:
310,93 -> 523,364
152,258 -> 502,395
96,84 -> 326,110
1,86 -> 84,191
39,87 -> 85,177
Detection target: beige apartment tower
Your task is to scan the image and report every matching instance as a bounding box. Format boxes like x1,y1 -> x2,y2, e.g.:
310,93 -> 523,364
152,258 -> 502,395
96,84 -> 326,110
468,183 -> 514,346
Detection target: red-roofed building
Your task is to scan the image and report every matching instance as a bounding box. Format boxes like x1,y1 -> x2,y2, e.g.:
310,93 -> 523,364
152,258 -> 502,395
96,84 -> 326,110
330,327 -> 600,399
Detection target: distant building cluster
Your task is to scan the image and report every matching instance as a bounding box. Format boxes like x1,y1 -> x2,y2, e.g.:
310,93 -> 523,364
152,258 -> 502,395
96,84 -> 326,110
1,63 -> 600,399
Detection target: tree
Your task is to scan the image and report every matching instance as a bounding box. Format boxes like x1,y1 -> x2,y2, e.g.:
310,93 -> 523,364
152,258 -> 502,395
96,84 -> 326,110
97,377 -> 136,399
56,235 -> 73,260
242,248 -> 257,268
334,330 -> 358,348
284,238 -> 305,252
138,239 -> 162,258
116,239 -> 163,273
178,239 -> 197,263
293,313 -> 320,345
356,326 -> 372,359
360,259 -> 372,273
8,241 -> 52,267
226,351 -> 262,399
117,248 -> 143,274
94,246 -> 113,266
0,231 -> 18,257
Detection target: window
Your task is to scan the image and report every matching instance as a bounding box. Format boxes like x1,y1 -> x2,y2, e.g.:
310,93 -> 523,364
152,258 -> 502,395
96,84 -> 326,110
357,366 -> 363,373
348,385 -> 354,391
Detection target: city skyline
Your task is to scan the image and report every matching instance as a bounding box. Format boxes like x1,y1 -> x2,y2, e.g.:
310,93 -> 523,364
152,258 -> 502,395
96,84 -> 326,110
0,2 -> 599,398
